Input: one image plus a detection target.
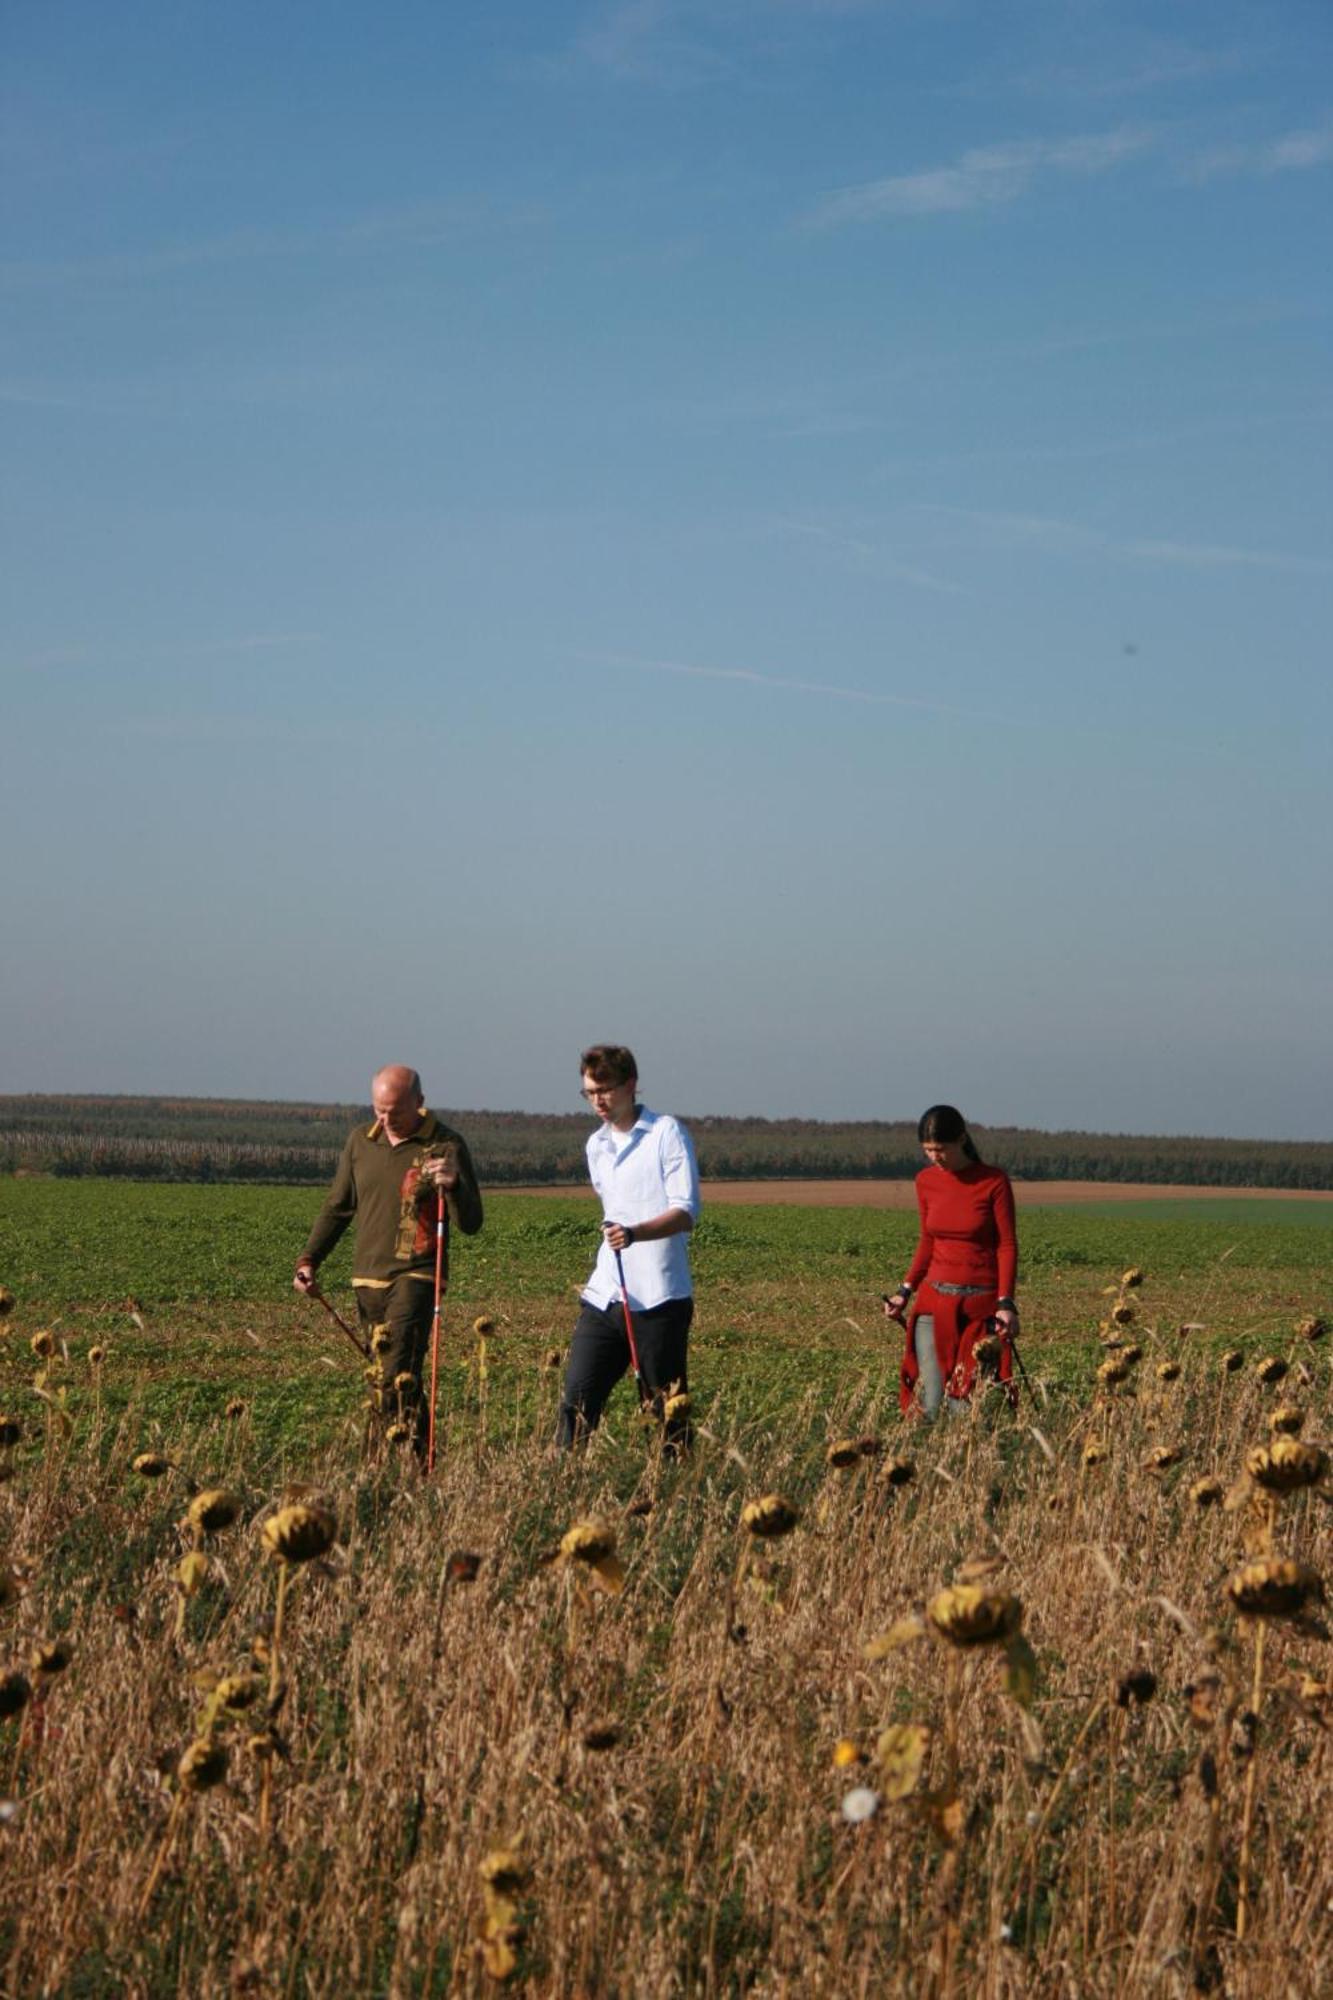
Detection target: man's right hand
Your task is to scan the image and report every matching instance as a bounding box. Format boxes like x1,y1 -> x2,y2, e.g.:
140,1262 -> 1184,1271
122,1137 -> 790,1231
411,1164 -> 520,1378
293,1262 -> 318,1295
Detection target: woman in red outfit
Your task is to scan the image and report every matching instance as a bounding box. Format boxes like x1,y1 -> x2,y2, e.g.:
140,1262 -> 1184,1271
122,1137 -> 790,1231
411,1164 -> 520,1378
883,1106 -> 1019,1417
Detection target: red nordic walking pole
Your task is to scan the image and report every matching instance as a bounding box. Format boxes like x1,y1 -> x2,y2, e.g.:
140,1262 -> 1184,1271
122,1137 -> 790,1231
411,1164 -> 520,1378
612,1243 -> 643,1395
426,1182 -> 447,1473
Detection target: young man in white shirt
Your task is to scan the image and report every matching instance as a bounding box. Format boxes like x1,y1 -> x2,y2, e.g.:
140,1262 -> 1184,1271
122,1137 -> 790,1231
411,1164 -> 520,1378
557,1044 -> 701,1450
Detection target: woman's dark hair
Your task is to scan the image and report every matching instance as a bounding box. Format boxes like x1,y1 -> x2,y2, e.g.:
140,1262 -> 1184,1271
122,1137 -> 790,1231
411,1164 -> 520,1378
917,1104 -> 981,1163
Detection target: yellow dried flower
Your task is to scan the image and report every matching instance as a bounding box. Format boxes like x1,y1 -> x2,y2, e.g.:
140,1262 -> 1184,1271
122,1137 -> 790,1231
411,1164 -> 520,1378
0,1671 -> 32,1718
582,1720 -> 622,1751
881,1458 -> 917,1487
1121,1268 -> 1145,1289
1120,1343 -> 1143,1365
663,1391 -> 692,1422
833,1737 -> 861,1769
740,1494 -> 799,1538
392,1371 -> 415,1392
177,1738 -> 228,1792
826,1438 -> 862,1468
1083,1440 -> 1108,1466
88,1345 -> 107,1366
1256,1355 -> 1288,1384
178,1553 -> 209,1596
1245,1441 -> 1327,1495
560,1519 -> 617,1564
1156,1360 -> 1182,1383
1097,1356 -> 1131,1386
1269,1405 -> 1305,1436
1295,1315 -> 1326,1341
186,1489 -> 241,1535
370,1323 -> 393,1355
261,1504 -> 336,1564
1220,1349 -> 1245,1374
1110,1303 -> 1135,1327
479,1847 -> 529,1895
1226,1559 -> 1324,1620
30,1329 -> 55,1358
384,1421 -> 413,1444
1191,1477 -> 1225,1507
214,1673 -> 263,1711
30,1639 -> 72,1676
133,1453 -> 171,1478
1146,1444 -> 1185,1472
474,1315 -> 496,1335
927,1585 -> 1023,1647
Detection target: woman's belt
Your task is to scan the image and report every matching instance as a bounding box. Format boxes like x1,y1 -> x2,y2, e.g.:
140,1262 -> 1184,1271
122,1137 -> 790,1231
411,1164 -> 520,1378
925,1281 -> 991,1296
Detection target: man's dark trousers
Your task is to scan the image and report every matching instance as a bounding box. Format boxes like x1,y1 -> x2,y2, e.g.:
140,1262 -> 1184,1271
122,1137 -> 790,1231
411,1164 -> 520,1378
557,1296 -> 693,1448
357,1277 -> 435,1453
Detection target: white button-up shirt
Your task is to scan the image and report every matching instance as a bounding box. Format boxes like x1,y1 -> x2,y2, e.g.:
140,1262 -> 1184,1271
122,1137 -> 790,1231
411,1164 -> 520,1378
581,1106 -> 701,1312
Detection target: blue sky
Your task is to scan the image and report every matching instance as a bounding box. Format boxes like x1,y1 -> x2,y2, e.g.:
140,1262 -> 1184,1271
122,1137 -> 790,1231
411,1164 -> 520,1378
3,1 -> 1330,1138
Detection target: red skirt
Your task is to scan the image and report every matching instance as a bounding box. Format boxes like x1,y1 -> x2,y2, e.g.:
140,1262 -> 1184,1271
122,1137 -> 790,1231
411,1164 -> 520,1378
899,1281 -> 1016,1414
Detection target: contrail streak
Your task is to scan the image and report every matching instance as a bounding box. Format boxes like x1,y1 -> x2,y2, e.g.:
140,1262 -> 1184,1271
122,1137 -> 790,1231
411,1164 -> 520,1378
577,649 -> 1007,725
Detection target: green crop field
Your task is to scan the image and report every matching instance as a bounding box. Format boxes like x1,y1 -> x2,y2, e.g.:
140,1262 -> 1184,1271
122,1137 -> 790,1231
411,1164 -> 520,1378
0,1179 -> 1329,1996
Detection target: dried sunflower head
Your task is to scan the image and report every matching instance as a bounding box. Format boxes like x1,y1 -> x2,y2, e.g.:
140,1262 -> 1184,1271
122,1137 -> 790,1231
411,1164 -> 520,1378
1226,1559 -> 1324,1620
826,1438 -> 862,1469
0,1287 -> 15,1318
881,1458 -> 917,1488
177,1738 -> 228,1792
261,1504 -> 336,1564
1256,1355 -> 1288,1385
927,1585 -> 1023,1647
30,1330 -> 55,1358
1156,1360 -> 1182,1383
1295,1315 -> 1326,1342
1116,1667 -> 1157,1706
1245,1441 -> 1327,1495
0,1671 -> 32,1719
473,1315 -> 496,1335
30,1639 -> 72,1676
559,1519 -> 617,1564
133,1453 -> 171,1479
1220,1350 -> 1245,1375
392,1371 -> 415,1393
1110,1303 -> 1135,1327
384,1421 -> 413,1445
225,1399 -> 247,1420
186,1489 -> 241,1535
1146,1444 -> 1185,1472
0,1417 -> 21,1449
663,1391 -> 692,1422
740,1494 -> 799,1539
1190,1477 -> 1225,1507
479,1847 -> 529,1895
213,1673 -> 263,1711
1097,1356 -> 1131,1386
370,1323 -> 393,1355
1269,1405 -> 1305,1436
1121,1268 -> 1145,1289
88,1345 -> 107,1366
1083,1440 -> 1109,1467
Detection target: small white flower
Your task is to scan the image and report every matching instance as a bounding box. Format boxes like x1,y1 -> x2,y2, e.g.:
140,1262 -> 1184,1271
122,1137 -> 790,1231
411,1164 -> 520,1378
1000,1923 -> 1015,1944
0,1800 -> 17,1825
840,1785 -> 881,1824
1025,1809 -> 1040,1827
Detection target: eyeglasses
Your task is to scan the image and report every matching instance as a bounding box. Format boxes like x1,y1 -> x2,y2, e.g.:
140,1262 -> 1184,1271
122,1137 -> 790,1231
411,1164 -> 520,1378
581,1083 -> 625,1101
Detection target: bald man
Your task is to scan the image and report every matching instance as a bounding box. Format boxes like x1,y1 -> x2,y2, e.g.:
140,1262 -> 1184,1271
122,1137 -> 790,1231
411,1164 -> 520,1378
294,1066 -> 483,1449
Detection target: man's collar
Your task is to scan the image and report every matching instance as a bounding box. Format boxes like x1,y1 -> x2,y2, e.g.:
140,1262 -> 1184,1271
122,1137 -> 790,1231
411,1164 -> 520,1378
367,1110 -> 438,1143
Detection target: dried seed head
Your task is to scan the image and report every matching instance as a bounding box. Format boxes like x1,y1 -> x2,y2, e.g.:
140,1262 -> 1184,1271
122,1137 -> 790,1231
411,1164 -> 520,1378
582,1720 -> 621,1751
370,1323 -> 393,1355
1156,1360 -> 1182,1383
0,1417 -> 21,1449
1226,1559 -> 1325,1620
927,1585 -> 1023,1648
1116,1667 -> 1157,1706
473,1315 -> 496,1335
1083,1440 -> 1109,1467
261,1503 -> 336,1564
479,1848 -> 529,1895
133,1453 -> 171,1479
840,1785 -> 881,1824
1220,1350 -> 1245,1375
88,1345 -> 107,1366
663,1391 -> 692,1421
186,1489 -> 241,1535
392,1372 -> 415,1393
1146,1444 -> 1185,1472
881,1457 -> 917,1488
740,1494 -> 799,1539
384,1422 -> 412,1445
1110,1303 -> 1135,1327
542,1348 -> 563,1370
1295,1315 -> 1326,1342
1191,1477 -> 1225,1507
0,1287 -> 14,1317
30,1639 -> 72,1677
1256,1355 -> 1288,1385
0,1570 -> 20,1610
1245,1440 -> 1327,1495
1269,1405 -> 1305,1436
30,1330 -> 55,1358
177,1738 -> 228,1793
0,1672 -> 32,1719
1120,1344 -> 1143,1366
246,1729 -> 281,1761
1121,1268 -> 1145,1289
214,1673 -> 263,1710
560,1519 -> 617,1564
446,1551 -> 482,1583
826,1438 -> 862,1469
178,1553 -> 209,1596
225,1399 -> 247,1420
1097,1356 -> 1131,1386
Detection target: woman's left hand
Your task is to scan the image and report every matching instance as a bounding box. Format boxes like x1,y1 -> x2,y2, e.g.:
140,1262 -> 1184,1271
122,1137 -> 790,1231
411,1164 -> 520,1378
994,1306 -> 1018,1335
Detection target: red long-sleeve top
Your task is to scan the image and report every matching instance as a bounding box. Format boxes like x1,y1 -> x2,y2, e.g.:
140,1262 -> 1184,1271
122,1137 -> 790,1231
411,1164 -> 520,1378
904,1162 -> 1018,1298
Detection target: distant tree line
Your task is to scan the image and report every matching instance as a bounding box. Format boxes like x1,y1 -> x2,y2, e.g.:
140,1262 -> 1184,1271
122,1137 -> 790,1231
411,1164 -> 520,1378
0,1095 -> 1328,1189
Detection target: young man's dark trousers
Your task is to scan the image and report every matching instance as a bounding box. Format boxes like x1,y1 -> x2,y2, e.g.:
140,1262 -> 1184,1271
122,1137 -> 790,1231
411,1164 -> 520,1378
557,1296 -> 694,1449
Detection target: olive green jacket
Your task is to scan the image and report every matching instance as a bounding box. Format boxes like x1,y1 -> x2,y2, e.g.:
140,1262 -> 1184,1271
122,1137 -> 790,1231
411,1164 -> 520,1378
302,1113 -> 483,1285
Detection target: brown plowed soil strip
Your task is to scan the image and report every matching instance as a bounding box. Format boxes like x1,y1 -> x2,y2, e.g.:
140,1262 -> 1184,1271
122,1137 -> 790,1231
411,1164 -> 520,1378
508,1179 -> 1332,1208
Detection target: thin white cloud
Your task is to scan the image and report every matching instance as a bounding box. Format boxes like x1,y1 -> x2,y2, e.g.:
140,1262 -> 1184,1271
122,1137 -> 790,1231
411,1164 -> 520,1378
577,647 -> 1005,724
804,125 -> 1154,227
1124,538 -> 1332,578
1187,122 -> 1333,184
912,504 -> 1332,578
